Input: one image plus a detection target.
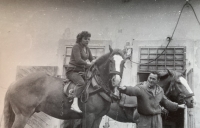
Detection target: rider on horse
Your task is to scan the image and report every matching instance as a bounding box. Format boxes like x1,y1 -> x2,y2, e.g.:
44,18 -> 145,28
66,31 -> 95,112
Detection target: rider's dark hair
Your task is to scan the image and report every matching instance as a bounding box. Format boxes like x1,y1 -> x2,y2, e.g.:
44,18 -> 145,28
76,31 -> 91,44
150,71 -> 161,80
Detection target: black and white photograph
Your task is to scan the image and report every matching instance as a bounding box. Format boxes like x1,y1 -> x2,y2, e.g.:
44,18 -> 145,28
0,0 -> 200,128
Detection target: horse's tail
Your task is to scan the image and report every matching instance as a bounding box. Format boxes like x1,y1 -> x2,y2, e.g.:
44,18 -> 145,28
3,92 -> 15,128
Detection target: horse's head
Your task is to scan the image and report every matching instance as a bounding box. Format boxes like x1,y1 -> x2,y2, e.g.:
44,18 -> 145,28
159,69 -> 195,108
108,46 -> 126,87
94,45 -> 126,96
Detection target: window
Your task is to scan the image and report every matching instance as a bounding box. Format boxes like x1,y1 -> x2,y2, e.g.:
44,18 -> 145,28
139,47 -> 186,72
138,47 -> 186,83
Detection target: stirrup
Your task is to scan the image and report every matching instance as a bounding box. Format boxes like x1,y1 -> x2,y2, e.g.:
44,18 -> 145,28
67,88 -> 75,102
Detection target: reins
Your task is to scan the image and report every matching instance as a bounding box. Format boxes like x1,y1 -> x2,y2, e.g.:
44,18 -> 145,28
81,64 -> 118,103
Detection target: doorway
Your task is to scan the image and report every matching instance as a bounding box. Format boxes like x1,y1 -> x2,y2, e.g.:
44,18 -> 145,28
137,46 -> 186,128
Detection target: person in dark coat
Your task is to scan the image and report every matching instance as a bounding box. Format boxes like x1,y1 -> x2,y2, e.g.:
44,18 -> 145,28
118,71 -> 185,128
66,31 -> 94,112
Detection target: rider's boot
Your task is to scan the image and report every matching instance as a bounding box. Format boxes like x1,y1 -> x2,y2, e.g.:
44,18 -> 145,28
70,85 -> 85,113
71,98 -> 82,113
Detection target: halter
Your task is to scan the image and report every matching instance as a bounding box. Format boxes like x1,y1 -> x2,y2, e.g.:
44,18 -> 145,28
166,71 -> 194,104
109,57 -> 125,78
82,62 -> 125,103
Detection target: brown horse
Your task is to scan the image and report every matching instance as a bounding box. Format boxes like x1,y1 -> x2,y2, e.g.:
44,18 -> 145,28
3,46 -> 126,128
62,70 -> 195,127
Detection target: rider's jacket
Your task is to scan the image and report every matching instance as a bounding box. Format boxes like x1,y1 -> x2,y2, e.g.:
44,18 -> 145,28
123,82 -> 178,116
68,43 -> 93,69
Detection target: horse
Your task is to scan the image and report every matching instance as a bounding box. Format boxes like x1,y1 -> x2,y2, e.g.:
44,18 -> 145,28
62,69 -> 195,127
107,69 -> 195,123
3,46 -> 126,128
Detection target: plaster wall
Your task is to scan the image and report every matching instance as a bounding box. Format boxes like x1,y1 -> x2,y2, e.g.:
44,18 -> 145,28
1,0 -> 200,127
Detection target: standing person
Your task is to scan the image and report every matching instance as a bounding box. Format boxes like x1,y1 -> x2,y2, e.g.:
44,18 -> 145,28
66,31 -> 94,112
118,71 -> 185,128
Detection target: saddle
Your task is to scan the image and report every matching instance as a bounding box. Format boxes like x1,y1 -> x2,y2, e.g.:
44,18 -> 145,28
119,94 -> 137,107
63,77 -> 99,98
63,65 -> 101,100
63,65 -> 121,103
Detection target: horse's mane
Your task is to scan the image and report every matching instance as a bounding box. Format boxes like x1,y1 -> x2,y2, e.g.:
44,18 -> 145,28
159,71 -> 169,80
159,70 -> 183,80
95,49 -> 125,66
95,52 -> 111,66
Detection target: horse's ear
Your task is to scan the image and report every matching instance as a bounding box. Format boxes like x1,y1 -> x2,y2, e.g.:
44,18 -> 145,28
109,45 -> 113,53
167,69 -> 173,76
122,48 -> 126,54
182,69 -> 186,76
159,71 -> 168,77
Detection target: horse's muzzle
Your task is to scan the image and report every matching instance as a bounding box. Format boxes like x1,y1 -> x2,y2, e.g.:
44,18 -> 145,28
185,96 -> 196,108
111,75 -> 121,87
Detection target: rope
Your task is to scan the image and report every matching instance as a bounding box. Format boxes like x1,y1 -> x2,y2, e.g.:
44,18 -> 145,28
129,1 -> 200,65
129,39 -> 171,65
186,2 -> 200,26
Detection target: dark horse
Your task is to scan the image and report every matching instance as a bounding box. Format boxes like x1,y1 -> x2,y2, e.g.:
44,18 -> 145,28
3,46 -> 126,128
62,69 -> 195,127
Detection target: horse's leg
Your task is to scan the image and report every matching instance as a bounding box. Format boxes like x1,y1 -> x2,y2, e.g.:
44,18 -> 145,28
92,117 -> 102,128
62,118 -> 82,128
10,100 -> 35,128
11,114 -> 30,128
74,119 -> 82,128
82,113 -> 95,128
3,94 -> 15,128
64,109 -> 83,119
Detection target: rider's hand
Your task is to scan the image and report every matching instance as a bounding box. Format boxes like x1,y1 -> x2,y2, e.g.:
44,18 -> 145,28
86,63 -> 91,68
78,72 -> 85,76
86,59 -> 91,64
161,107 -> 168,118
118,86 -> 127,93
86,60 -> 92,68
118,86 -> 127,90
178,104 -> 185,109
161,107 -> 168,114
91,59 -> 96,65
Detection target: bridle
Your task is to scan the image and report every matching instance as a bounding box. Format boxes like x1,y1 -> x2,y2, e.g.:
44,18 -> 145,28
108,55 -> 126,78
165,71 -> 194,104
82,52 -> 126,102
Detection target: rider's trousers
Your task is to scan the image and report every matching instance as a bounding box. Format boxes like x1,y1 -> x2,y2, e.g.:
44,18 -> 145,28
66,67 -> 86,97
